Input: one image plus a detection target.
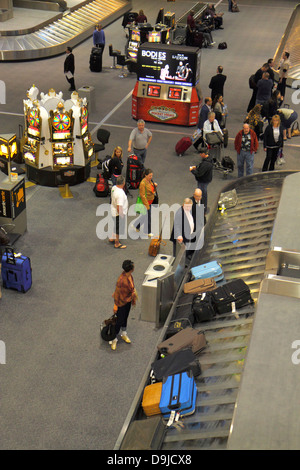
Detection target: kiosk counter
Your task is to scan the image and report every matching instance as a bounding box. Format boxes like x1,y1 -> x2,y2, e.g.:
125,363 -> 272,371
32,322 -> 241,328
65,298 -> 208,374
132,43 -> 201,126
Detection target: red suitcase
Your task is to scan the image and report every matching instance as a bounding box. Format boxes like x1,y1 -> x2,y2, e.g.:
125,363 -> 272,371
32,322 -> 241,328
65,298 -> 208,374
175,137 -> 192,156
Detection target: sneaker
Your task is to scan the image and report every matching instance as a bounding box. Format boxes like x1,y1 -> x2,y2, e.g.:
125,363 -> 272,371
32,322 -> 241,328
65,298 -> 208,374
210,42 -> 216,46
120,333 -> 131,344
148,233 -> 154,238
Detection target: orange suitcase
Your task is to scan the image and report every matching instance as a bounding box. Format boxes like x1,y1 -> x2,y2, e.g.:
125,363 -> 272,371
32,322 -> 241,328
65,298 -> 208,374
142,382 -> 163,417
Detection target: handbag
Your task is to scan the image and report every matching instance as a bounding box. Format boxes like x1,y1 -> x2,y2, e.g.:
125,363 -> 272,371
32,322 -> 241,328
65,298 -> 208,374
205,131 -> 223,145
100,314 -> 117,341
135,195 -> 147,215
291,121 -> 300,137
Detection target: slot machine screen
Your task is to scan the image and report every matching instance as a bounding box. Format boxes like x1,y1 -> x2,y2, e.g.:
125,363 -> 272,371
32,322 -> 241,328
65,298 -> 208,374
131,29 -> 140,42
52,113 -> 71,140
168,87 -> 182,100
147,84 -> 161,97
148,31 -> 161,43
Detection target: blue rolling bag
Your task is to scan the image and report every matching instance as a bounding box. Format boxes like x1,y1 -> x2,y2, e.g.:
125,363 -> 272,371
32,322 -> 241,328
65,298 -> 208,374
1,248 -> 32,293
159,371 -> 197,419
190,260 -> 224,282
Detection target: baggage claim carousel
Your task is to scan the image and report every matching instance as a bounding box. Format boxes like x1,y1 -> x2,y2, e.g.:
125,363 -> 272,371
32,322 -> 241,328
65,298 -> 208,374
115,170 -> 300,451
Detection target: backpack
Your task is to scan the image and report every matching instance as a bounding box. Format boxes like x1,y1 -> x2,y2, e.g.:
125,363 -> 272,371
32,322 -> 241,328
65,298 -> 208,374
101,158 -> 111,180
126,154 -> 144,189
93,173 -> 109,197
218,42 -> 227,50
249,74 -> 256,90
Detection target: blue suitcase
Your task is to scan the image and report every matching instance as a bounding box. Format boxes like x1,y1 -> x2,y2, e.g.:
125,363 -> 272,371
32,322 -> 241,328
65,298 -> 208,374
159,371 -> 197,419
190,260 -> 224,283
1,248 -> 32,293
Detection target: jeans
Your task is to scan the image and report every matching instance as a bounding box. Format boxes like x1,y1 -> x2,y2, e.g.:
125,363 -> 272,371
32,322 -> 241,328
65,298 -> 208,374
262,147 -> 279,172
133,147 -> 147,166
115,302 -> 131,335
237,150 -> 254,177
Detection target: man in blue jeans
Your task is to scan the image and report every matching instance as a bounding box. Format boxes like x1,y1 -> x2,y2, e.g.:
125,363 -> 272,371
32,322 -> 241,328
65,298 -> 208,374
128,120 -> 152,166
234,123 -> 259,177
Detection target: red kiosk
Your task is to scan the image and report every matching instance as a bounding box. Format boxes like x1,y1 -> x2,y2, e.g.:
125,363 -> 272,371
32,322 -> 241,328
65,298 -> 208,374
132,43 -> 201,126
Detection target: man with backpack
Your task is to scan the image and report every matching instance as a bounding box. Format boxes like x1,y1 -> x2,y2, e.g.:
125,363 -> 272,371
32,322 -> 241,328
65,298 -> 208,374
190,149 -> 214,215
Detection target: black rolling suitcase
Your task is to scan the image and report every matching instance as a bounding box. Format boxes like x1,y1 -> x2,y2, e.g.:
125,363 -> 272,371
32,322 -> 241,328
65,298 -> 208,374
89,47 -> 103,72
210,279 -> 254,315
151,349 -> 202,381
165,300 -> 195,338
192,292 -> 216,323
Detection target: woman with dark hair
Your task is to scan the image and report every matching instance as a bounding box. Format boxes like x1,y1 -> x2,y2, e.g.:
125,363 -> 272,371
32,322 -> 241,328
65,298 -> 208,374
212,94 -> 227,128
111,260 -> 137,350
132,168 -> 157,238
262,114 -> 284,171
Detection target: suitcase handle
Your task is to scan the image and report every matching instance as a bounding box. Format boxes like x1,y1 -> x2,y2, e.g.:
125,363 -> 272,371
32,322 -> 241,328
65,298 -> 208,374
5,247 -> 16,265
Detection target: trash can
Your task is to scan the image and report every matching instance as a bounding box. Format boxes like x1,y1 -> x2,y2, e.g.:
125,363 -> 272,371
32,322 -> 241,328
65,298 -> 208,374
78,86 -> 95,113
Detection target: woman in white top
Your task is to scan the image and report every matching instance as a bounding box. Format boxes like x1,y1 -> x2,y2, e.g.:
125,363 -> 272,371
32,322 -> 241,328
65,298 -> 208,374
262,114 -> 284,171
277,51 -> 290,99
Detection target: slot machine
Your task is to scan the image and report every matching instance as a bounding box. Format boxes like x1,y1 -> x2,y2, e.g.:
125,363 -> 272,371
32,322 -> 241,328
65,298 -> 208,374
23,104 -> 42,165
49,103 -> 74,167
79,104 -> 94,161
126,28 -> 141,61
132,43 -> 201,126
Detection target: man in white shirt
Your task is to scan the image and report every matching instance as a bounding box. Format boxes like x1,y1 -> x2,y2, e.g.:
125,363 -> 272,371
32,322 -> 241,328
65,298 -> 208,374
110,175 -> 128,249
203,111 -> 223,139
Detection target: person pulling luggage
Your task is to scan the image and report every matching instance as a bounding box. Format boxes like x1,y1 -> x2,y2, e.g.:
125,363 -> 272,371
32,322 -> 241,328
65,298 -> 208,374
111,260 -> 137,351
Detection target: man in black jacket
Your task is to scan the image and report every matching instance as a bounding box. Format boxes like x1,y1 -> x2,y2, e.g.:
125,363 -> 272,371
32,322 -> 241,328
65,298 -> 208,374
190,149 -> 213,214
209,66 -> 226,99
64,47 -> 76,91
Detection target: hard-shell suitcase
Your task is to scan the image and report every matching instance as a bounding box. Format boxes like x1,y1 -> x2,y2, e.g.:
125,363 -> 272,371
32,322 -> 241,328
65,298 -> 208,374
192,292 -> 216,323
159,371 -> 197,418
89,47 -> 102,72
190,260 -> 224,282
120,416 -> 165,450
158,327 -> 206,356
175,137 -> 192,156
1,248 -> 32,293
210,279 -> 254,314
126,154 -> 143,189
142,382 -> 163,416
184,277 -> 216,294
151,349 -> 201,382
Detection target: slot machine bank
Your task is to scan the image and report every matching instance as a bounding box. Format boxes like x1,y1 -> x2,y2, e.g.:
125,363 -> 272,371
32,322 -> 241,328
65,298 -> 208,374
132,43 -> 201,126
23,85 -> 94,187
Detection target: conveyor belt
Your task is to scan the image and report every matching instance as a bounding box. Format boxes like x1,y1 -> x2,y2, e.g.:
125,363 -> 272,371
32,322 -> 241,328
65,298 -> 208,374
0,0 -> 130,60
115,171 -> 295,451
